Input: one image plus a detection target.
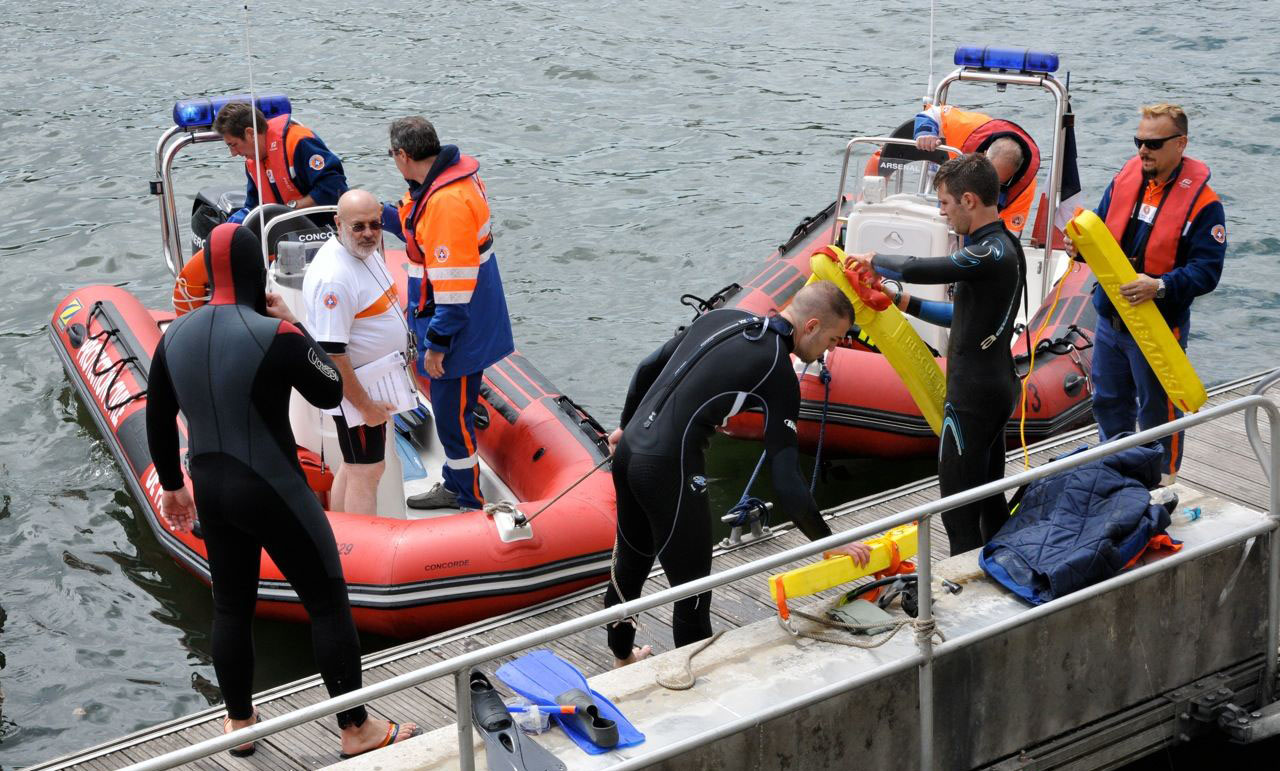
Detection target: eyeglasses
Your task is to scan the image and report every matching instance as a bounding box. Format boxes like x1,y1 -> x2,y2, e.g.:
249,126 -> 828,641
1133,134 -> 1183,150
349,220 -> 383,233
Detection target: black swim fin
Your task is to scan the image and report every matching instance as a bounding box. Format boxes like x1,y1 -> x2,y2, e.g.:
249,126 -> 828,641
555,688 -> 618,749
470,671 -> 565,771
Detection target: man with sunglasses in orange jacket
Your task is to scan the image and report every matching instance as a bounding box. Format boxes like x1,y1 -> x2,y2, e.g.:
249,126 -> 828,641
1069,103 -> 1226,485
383,117 -> 514,511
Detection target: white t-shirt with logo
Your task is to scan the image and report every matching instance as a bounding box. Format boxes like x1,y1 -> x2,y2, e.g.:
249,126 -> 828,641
303,236 -> 407,369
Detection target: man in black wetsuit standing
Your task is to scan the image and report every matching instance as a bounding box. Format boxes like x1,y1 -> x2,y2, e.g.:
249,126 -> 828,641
603,281 -> 870,666
146,223 -> 419,758
850,153 -> 1026,555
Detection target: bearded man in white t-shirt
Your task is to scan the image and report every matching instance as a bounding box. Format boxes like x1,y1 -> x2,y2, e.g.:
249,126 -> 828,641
303,190 -> 408,515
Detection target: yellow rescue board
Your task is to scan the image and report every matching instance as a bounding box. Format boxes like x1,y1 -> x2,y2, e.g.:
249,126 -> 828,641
767,523 -> 918,603
806,248 -> 946,435
1065,210 -> 1207,413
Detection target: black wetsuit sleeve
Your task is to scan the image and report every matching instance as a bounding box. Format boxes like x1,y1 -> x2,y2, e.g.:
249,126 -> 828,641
619,327 -> 687,427
275,322 -> 344,410
762,367 -> 832,542
874,241 -> 1004,284
145,341 -> 185,491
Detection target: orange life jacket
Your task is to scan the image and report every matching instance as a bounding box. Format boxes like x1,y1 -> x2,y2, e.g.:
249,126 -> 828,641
398,155 -> 494,310
1103,156 -> 1211,275
243,114 -> 315,206
922,106 -> 1042,232
174,249 -> 209,315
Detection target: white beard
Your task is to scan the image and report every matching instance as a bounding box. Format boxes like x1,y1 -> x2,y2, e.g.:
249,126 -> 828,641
340,232 -> 377,260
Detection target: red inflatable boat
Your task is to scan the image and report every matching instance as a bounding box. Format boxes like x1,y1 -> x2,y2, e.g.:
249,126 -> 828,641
50,273 -> 616,638
715,58 -> 1098,459
715,198 -> 1096,458
47,98 -> 616,638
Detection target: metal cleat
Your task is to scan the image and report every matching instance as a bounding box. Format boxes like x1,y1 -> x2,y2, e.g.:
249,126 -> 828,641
718,500 -> 773,549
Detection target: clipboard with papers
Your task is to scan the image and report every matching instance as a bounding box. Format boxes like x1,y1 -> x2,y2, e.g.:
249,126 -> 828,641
327,350 -> 418,426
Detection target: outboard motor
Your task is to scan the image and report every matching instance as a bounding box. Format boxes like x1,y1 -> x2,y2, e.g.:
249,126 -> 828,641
189,187 -> 247,254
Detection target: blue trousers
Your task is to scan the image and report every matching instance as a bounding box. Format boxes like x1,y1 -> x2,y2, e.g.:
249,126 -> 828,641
428,372 -> 485,509
1091,316 -> 1188,476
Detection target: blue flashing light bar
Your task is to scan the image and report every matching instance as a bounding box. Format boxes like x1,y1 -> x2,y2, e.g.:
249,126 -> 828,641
954,46 -> 1059,74
172,93 -> 292,129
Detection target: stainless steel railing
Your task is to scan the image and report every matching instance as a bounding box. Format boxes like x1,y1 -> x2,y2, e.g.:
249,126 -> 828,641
122,386 -> 1280,771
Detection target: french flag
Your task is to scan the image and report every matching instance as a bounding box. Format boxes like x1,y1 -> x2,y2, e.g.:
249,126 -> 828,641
1053,103 -> 1085,231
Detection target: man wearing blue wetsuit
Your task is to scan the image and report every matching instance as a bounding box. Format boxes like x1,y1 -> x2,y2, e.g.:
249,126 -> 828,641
604,282 -> 869,666
851,153 -> 1026,555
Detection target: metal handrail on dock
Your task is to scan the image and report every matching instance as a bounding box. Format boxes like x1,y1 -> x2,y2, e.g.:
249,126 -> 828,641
122,388 -> 1280,771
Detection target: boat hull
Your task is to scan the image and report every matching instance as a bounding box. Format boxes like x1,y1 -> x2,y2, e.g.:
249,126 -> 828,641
50,279 -> 616,638
719,201 -> 1097,458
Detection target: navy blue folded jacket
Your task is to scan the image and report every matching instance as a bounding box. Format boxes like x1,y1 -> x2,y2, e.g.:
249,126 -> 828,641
980,442 -> 1174,605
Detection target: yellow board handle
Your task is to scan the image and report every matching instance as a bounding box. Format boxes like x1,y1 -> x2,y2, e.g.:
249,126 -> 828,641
806,248 -> 946,435
1065,210 -> 1207,413
767,524 -> 919,602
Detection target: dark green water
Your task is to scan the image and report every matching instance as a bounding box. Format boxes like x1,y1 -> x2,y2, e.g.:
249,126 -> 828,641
1,1 -> 1277,767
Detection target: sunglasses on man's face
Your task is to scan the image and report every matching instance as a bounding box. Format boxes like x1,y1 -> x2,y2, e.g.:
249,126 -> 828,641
1133,134 -> 1182,150
349,220 -> 383,233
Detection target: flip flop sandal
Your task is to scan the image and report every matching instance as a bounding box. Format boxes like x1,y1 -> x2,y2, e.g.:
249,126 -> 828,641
338,720 -> 423,759
223,708 -> 258,757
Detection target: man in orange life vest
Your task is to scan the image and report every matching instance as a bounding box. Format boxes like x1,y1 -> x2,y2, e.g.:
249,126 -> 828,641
383,117 -> 514,510
1069,103 -> 1226,484
213,101 -> 348,225
914,105 -> 1039,235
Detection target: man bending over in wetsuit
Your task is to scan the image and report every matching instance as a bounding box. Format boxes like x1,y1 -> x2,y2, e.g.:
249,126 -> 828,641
604,281 -> 870,667
146,223 -> 419,759
850,153 -> 1026,555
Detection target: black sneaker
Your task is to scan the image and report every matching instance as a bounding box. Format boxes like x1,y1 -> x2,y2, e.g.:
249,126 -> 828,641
407,482 -> 459,510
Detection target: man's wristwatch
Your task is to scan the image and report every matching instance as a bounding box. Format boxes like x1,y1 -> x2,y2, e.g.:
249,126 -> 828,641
286,200 -> 298,209
1154,278 -> 1166,300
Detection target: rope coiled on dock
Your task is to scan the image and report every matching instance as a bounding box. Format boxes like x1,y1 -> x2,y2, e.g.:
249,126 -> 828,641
782,600 -> 945,650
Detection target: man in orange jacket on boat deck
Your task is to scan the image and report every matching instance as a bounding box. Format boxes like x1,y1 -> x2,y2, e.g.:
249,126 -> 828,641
383,117 -> 515,510
213,100 -> 348,226
914,104 -> 1039,235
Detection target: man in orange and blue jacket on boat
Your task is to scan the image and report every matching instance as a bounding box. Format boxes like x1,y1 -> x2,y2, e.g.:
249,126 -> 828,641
384,117 -> 515,510
1068,103 -> 1226,485
213,100 -> 348,225
914,104 -> 1039,235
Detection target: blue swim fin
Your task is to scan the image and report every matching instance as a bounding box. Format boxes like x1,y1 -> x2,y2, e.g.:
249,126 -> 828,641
394,432 -> 427,481
496,650 -> 644,754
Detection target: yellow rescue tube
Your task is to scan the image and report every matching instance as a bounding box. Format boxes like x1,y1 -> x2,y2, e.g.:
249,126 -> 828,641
1065,210 -> 1207,413
767,524 -> 919,617
806,247 -> 946,435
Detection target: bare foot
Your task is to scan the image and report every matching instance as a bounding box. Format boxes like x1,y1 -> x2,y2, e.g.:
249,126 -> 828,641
223,708 -> 257,757
613,644 -> 653,669
340,718 -> 422,758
